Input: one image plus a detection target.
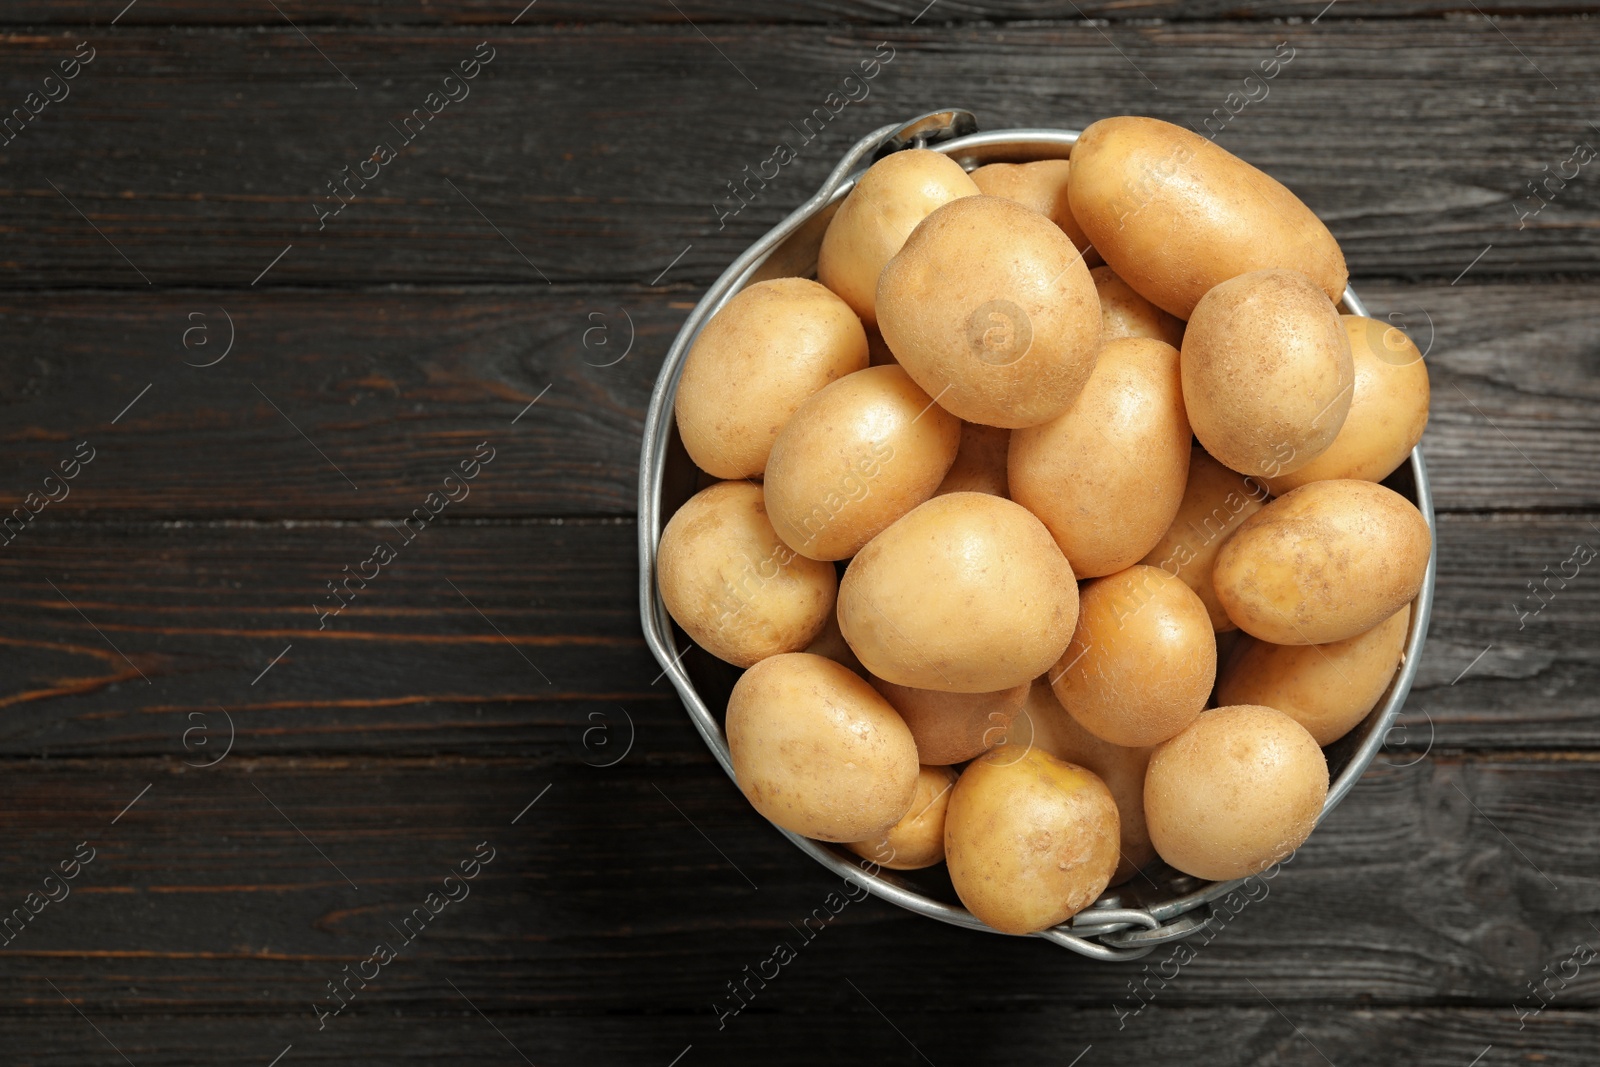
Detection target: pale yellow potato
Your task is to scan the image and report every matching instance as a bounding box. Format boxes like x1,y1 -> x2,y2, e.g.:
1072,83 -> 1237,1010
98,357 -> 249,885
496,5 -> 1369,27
675,278 -> 869,479
1214,479 -> 1432,645
935,421 -> 1010,498
1067,115 -> 1348,319
1139,446 -> 1270,631
865,327 -> 899,367
1264,315 -> 1430,493
969,159 -> 1101,267
764,365 -> 960,561
657,482 -> 836,667
727,653 -> 919,842
838,492 -> 1079,693
817,149 -> 980,328
1145,704 -> 1328,881
1182,269 -> 1353,478
1051,566 -> 1215,747
802,609 -> 865,676
945,744 -> 1120,934
1217,603 -> 1411,746
847,764 -> 958,870
1023,679 -> 1155,886
1009,337 -> 1191,577
876,195 -> 1102,429
1092,266 -> 1184,347
868,676 -> 1029,765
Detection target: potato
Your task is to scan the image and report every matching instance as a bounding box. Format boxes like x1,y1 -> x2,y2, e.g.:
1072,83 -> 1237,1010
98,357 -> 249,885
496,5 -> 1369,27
674,278 -> 869,479
869,676 -> 1030,765
1214,479 -> 1431,645
1092,266 -> 1183,347
657,482 -> 837,667
1181,269 -> 1353,478
1264,316 -> 1430,494
803,609 -> 865,676
969,159 -> 1100,267
945,744 -> 1120,933
1023,680 -> 1155,886
1067,115 -> 1347,319
1138,445 -> 1270,631
764,365 -> 961,561
1217,604 -> 1411,745
839,492 -> 1079,693
818,149 -> 980,328
876,195 -> 1102,429
935,421 -> 1010,498
1009,337 -> 1191,577
866,327 -> 898,367
847,764 -> 958,870
1051,565 -> 1215,747
1144,704 -> 1328,881
726,653 -> 919,842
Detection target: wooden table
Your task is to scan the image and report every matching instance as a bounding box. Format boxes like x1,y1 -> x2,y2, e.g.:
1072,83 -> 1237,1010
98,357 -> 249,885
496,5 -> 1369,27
0,3 -> 1594,1063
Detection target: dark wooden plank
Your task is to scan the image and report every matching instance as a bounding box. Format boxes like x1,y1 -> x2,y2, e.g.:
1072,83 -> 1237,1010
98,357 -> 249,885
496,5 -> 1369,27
0,23 -> 1592,288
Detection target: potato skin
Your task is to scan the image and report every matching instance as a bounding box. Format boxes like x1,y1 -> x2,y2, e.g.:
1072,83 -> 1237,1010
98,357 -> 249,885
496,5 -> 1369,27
847,764 -> 958,870
838,492 -> 1079,693
868,676 -> 1029,765
1217,603 -> 1411,746
1067,115 -> 1347,319
1181,269 -> 1353,479
1092,266 -> 1184,347
945,745 -> 1120,934
727,653 -> 919,842
969,159 -> 1101,267
1009,337 -> 1191,577
657,482 -> 837,667
935,421 -> 1010,498
818,149 -> 980,328
1264,315 -> 1430,494
764,365 -> 961,561
1214,479 -> 1432,645
877,195 -> 1102,429
675,277 -> 869,479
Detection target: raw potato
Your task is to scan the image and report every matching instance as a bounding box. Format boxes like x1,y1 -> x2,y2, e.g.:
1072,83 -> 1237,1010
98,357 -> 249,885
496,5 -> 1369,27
1023,680 -> 1155,886
869,676 -> 1030,765
803,610 -> 865,676
969,159 -> 1100,267
1145,704 -> 1328,880
838,492 -> 1079,693
1217,603 -> 1411,746
726,653 -> 919,842
945,744 -> 1120,934
1214,479 -> 1431,645
1264,316 -> 1430,494
1068,115 -> 1348,318
818,149 -> 980,328
675,278 -> 869,479
1138,446 -> 1270,631
877,195 -> 1102,429
1182,269 -> 1353,479
764,365 -> 961,561
1051,565 -> 1216,747
847,764 -> 958,870
1092,266 -> 1184,347
1009,337 -> 1191,577
935,421 -> 1010,498
656,482 -> 837,667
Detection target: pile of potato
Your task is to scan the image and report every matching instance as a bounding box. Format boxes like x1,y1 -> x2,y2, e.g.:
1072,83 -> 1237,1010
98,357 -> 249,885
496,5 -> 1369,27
658,116 -> 1432,936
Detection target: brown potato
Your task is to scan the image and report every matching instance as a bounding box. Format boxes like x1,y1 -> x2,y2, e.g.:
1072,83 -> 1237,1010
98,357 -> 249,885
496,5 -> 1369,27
727,653 -> 919,842
675,278 -> 869,479
847,764 -> 958,870
945,745 -> 1120,933
876,195 -> 1102,429
1009,337 -> 1191,577
1144,704 -> 1328,881
935,421 -> 1010,498
1181,269 -> 1353,479
764,365 -> 961,561
838,492 -> 1079,693
1092,266 -> 1184,347
869,676 -> 1030,765
1264,316 -> 1430,494
969,159 -> 1100,267
1217,603 -> 1411,745
1214,479 -> 1431,645
817,149 -> 980,328
1068,115 -> 1348,319
657,482 -> 836,667
1051,565 -> 1216,747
